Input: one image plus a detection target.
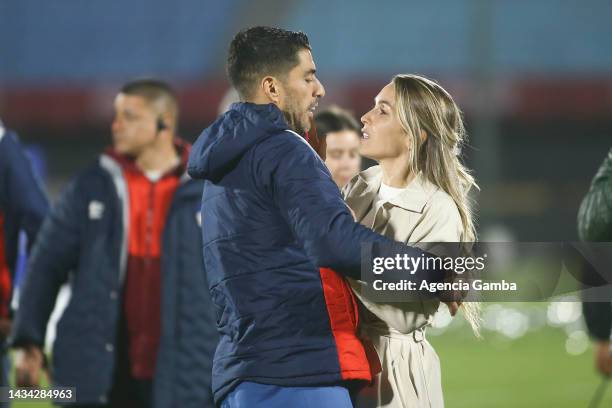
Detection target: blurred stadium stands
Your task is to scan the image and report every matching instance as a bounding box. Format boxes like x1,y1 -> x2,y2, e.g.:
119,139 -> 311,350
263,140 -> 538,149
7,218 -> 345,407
1,0 -> 611,238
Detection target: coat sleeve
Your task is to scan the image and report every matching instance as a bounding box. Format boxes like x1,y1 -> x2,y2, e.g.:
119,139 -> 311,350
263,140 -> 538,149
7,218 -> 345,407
578,148 -> 612,341
1,131 -> 49,250
252,132 -> 442,282
582,300 -> 612,342
9,178 -> 83,348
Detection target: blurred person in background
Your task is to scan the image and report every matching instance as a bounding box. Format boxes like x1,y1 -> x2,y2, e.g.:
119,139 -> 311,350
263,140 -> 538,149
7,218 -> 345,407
578,148 -> 612,377
0,120 -> 49,407
9,79 -> 217,408
343,74 -> 479,408
314,106 -> 362,188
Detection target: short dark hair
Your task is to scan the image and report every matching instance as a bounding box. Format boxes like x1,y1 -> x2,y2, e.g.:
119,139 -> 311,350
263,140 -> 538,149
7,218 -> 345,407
120,79 -> 178,126
314,106 -> 361,140
227,26 -> 311,99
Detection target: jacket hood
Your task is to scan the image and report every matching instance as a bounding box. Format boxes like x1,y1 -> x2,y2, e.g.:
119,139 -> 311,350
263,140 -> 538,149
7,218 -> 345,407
187,102 -> 288,182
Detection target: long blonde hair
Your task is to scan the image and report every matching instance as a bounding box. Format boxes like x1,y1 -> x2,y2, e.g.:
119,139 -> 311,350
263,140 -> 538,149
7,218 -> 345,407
392,74 -> 481,335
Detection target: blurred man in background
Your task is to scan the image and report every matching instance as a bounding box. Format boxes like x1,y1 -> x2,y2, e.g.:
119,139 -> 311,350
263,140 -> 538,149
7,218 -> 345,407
314,106 -> 362,188
578,147 -> 612,377
0,120 -> 49,407
9,79 -> 217,407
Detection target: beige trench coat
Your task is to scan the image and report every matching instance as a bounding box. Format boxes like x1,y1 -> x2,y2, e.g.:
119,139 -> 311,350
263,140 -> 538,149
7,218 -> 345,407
343,165 -> 463,408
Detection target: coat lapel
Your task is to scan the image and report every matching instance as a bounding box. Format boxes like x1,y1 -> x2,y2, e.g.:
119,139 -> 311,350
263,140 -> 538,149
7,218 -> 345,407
344,166 -> 382,223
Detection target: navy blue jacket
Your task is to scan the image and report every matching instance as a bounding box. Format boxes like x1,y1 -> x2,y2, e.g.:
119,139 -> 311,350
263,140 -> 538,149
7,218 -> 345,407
0,126 -> 49,284
9,151 -> 217,407
188,103 -> 435,404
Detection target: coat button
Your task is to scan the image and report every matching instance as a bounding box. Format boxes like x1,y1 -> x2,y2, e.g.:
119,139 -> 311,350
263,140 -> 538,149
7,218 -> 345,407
105,343 -> 114,352
109,291 -> 118,300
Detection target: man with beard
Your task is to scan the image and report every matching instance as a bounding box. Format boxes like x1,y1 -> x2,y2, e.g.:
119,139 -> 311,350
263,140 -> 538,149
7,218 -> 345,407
188,26 -> 450,408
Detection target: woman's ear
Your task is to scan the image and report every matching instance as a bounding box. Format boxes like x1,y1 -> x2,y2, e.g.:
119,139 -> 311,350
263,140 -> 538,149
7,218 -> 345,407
419,129 -> 428,144
261,76 -> 281,104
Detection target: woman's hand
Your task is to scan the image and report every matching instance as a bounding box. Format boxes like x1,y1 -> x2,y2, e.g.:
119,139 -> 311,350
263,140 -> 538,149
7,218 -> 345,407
444,301 -> 461,316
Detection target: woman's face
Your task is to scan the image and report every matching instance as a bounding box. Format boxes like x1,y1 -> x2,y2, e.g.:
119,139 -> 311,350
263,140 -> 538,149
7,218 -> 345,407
360,82 -> 410,161
324,130 -> 362,188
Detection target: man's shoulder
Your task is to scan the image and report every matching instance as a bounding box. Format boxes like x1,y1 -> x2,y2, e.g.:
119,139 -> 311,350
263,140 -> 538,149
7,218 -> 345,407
62,157 -> 115,198
0,129 -> 26,166
251,129 -> 322,171
254,129 -> 313,152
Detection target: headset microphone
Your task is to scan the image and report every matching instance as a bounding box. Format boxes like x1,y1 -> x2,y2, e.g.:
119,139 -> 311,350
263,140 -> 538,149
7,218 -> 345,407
156,117 -> 167,132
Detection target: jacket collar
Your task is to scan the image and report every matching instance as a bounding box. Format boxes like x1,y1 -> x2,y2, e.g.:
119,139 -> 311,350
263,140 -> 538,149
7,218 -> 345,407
103,138 -> 192,181
354,165 -> 439,213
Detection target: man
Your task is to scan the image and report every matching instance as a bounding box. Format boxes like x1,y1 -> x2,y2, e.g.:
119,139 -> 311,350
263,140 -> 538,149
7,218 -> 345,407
314,106 -> 363,188
0,121 -> 49,407
188,26 -> 451,408
578,147 -> 612,376
10,80 -> 217,407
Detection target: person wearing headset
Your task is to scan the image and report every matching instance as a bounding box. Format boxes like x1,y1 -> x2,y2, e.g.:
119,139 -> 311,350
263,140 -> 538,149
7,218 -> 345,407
10,79 -> 217,408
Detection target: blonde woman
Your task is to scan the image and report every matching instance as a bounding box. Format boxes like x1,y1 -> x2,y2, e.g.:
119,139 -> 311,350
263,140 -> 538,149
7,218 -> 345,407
343,74 -> 479,408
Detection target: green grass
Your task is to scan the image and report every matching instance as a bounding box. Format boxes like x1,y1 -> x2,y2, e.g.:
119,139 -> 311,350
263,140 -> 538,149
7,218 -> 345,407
430,328 -> 612,408
9,327 -> 612,407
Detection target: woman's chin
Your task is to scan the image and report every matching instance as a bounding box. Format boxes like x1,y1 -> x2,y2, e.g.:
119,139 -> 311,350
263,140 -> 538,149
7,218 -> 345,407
359,147 -> 377,161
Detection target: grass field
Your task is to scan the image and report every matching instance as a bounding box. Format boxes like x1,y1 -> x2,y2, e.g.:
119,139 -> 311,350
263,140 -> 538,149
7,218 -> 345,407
9,317 -> 612,408
430,327 -> 611,408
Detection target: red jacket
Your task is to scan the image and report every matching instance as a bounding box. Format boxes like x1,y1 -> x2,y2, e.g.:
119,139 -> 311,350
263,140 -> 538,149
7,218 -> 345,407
106,141 -> 190,379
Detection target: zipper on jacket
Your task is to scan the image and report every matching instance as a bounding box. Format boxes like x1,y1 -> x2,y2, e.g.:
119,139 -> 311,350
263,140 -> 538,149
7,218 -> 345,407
145,181 -> 156,268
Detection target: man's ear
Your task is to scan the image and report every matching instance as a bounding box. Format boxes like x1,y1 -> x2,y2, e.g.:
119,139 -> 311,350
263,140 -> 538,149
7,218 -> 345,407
261,76 -> 282,105
159,112 -> 174,133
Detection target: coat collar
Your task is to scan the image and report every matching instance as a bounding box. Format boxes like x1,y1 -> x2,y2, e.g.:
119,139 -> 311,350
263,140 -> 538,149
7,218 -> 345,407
350,165 -> 439,216
103,138 -> 192,182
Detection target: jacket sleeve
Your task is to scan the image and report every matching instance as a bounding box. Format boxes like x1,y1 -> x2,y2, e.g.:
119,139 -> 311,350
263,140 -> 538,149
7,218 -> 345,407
578,148 -> 612,341
253,132 -> 439,281
9,178 -> 83,348
582,300 -> 612,342
1,131 -> 49,249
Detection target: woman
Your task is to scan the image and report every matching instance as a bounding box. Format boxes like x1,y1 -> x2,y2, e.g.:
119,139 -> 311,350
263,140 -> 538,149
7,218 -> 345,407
343,74 -> 479,408
314,106 -> 363,188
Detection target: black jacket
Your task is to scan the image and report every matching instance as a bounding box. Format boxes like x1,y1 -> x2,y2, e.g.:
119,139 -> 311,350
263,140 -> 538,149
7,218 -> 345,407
10,151 -> 217,407
578,148 -> 612,341
0,126 -> 49,286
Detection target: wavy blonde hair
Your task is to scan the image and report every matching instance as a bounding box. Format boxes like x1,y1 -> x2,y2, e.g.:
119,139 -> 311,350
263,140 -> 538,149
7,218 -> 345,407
393,74 -> 481,336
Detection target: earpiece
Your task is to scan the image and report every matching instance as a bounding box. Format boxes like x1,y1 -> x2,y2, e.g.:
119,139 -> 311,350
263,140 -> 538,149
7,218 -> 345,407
157,117 -> 167,132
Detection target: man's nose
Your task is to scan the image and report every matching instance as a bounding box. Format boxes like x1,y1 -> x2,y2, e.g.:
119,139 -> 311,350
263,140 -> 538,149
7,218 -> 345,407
315,78 -> 325,98
111,118 -> 122,133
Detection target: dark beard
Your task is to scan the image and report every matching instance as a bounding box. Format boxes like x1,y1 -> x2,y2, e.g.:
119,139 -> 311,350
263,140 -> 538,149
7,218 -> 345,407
282,109 -> 306,137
